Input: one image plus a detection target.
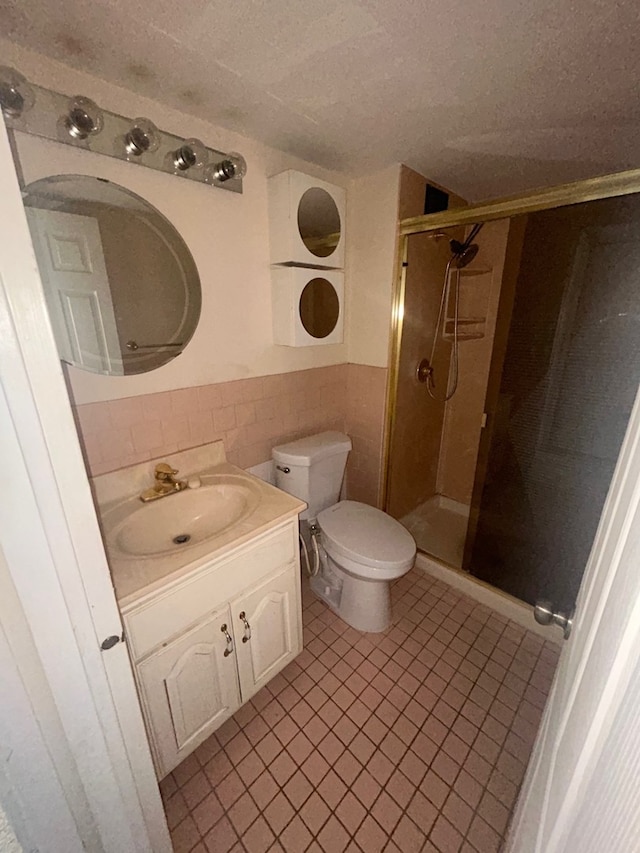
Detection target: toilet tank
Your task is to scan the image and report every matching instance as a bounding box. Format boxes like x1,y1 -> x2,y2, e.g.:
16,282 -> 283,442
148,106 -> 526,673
272,431 -> 352,520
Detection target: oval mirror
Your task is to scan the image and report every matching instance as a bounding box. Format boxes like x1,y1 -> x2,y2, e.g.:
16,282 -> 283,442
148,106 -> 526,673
297,187 -> 341,258
22,175 -> 201,376
299,277 -> 340,338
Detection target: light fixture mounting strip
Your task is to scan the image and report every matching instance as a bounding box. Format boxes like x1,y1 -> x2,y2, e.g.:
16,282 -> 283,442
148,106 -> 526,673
4,82 -> 243,194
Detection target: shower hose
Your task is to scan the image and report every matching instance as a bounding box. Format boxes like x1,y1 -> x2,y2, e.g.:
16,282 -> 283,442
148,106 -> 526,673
426,255 -> 460,402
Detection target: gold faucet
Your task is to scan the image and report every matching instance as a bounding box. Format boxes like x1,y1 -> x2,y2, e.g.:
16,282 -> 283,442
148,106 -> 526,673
140,463 -> 188,502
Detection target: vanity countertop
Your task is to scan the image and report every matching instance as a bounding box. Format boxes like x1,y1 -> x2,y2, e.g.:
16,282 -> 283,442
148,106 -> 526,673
93,445 -> 305,609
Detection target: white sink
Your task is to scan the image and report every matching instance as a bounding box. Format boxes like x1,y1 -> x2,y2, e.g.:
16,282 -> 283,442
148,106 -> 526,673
103,473 -> 261,558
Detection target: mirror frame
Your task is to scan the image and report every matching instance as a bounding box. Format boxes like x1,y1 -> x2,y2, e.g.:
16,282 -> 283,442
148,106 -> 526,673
382,166 -> 640,509
23,173 -> 202,376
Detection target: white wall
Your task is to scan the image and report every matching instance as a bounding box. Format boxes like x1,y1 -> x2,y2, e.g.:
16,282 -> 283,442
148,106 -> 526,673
346,164 -> 401,367
1,39 -> 353,405
0,807 -> 21,853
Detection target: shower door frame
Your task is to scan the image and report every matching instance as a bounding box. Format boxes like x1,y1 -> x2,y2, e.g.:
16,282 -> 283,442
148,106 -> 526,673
382,167 -> 640,547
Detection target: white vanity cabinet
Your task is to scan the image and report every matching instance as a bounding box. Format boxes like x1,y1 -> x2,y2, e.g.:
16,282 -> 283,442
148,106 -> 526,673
232,564 -> 299,702
122,519 -> 302,779
137,605 -> 241,775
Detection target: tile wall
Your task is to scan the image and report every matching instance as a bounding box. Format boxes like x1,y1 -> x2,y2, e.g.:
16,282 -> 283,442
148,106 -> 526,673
344,365 -> 388,506
72,364 -> 388,507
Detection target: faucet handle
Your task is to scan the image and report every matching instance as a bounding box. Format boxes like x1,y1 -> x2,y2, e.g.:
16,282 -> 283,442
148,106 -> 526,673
154,462 -> 178,482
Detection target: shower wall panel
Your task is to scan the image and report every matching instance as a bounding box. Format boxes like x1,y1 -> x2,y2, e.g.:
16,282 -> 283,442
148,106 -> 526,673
386,232 -> 452,518
437,220 -> 511,504
345,363 -> 388,506
386,167 -> 466,522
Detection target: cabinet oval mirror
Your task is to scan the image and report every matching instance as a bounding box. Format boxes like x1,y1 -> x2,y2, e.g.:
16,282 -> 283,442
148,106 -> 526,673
299,277 -> 340,338
22,175 -> 201,376
297,187 -> 341,258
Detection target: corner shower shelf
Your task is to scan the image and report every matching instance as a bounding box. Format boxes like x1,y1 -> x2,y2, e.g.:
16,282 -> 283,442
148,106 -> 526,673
458,266 -> 492,277
443,331 -> 485,341
442,266 -> 491,341
443,316 -> 486,341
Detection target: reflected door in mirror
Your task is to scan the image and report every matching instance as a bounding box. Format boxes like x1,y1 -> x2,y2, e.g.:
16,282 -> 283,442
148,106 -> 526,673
23,175 -> 201,377
27,208 -> 124,374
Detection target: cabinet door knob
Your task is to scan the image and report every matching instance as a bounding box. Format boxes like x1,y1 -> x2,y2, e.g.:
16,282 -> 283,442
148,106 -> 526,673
220,623 -> 234,657
239,611 -> 252,643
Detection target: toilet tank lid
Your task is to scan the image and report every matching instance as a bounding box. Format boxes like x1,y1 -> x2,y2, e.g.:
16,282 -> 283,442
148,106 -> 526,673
273,431 -> 352,466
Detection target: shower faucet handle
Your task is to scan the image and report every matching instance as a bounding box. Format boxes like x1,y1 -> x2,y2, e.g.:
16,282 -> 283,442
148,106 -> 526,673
416,358 -> 432,384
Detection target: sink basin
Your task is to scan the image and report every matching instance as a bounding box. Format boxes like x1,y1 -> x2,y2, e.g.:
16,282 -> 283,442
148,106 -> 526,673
103,474 -> 261,558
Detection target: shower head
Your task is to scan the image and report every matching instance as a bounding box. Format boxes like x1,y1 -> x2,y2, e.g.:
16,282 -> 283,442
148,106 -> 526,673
454,242 -> 479,268
449,222 -> 483,268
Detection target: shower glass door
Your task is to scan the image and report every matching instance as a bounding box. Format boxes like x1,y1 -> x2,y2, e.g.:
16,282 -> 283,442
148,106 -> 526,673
467,195 -> 640,612
387,218 -> 516,569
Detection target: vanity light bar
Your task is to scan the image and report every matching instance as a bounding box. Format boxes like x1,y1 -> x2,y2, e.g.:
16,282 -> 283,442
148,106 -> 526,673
0,66 -> 245,194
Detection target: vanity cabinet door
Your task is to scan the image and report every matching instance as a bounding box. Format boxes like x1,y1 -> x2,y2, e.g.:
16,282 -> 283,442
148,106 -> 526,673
137,606 -> 240,778
232,564 -> 301,703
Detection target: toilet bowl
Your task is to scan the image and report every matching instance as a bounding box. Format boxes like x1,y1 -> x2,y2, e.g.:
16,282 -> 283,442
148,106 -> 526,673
316,500 -> 416,632
272,432 -> 416,632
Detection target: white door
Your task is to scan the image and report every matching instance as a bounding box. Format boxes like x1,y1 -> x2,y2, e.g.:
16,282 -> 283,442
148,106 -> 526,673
138,607 -> 242,778
26,207 -> 124,374
506,383 -> 640,852
233,565 -> 301,702
0,120 -> 169,850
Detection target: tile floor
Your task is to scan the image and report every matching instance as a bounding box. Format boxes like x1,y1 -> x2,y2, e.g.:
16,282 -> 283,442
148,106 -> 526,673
161,567 -> 559,853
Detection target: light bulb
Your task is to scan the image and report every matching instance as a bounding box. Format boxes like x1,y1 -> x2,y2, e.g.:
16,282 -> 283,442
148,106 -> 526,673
0,66 -> 35,119
64,95 -> 104,140
123,117 -> 160,157
205,152 -> 247,183
169,138 -> 207,172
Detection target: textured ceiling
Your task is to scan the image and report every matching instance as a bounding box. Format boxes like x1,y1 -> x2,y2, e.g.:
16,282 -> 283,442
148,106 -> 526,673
3,0 -> 640,199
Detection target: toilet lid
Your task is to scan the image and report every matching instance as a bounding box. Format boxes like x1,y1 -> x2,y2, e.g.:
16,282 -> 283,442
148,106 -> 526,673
317,501 -> 416,571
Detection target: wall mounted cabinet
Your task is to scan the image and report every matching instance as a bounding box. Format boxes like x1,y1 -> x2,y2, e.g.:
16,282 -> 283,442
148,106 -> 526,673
268,170 -> 346,269
272,267 -> 344,347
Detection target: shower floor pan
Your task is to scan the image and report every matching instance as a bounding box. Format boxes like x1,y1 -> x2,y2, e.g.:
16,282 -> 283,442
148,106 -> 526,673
400,494 -> 470,568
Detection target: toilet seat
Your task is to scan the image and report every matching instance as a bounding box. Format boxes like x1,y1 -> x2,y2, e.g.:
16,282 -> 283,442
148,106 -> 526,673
317,500 -> 416,578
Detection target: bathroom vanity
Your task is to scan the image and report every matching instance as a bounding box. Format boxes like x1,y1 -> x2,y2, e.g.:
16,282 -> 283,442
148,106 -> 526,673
94,442 -> 305,779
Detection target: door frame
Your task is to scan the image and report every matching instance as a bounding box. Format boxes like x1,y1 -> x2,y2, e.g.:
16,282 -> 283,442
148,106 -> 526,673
382,166 -> 640,516
0,119 -> 170,849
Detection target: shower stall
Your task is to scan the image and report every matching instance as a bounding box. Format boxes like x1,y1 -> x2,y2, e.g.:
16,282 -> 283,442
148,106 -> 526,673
385,168 -> 640,615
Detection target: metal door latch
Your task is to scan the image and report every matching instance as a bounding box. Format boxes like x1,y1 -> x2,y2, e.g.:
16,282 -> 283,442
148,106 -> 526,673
534,601 -> 574,640
100,632 -> 125,650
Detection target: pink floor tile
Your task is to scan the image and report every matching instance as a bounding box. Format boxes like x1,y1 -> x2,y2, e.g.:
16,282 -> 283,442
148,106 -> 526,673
162,567 -> 559,853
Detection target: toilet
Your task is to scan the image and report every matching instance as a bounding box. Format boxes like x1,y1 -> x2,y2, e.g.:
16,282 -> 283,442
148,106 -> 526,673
272,431 -> 416,632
